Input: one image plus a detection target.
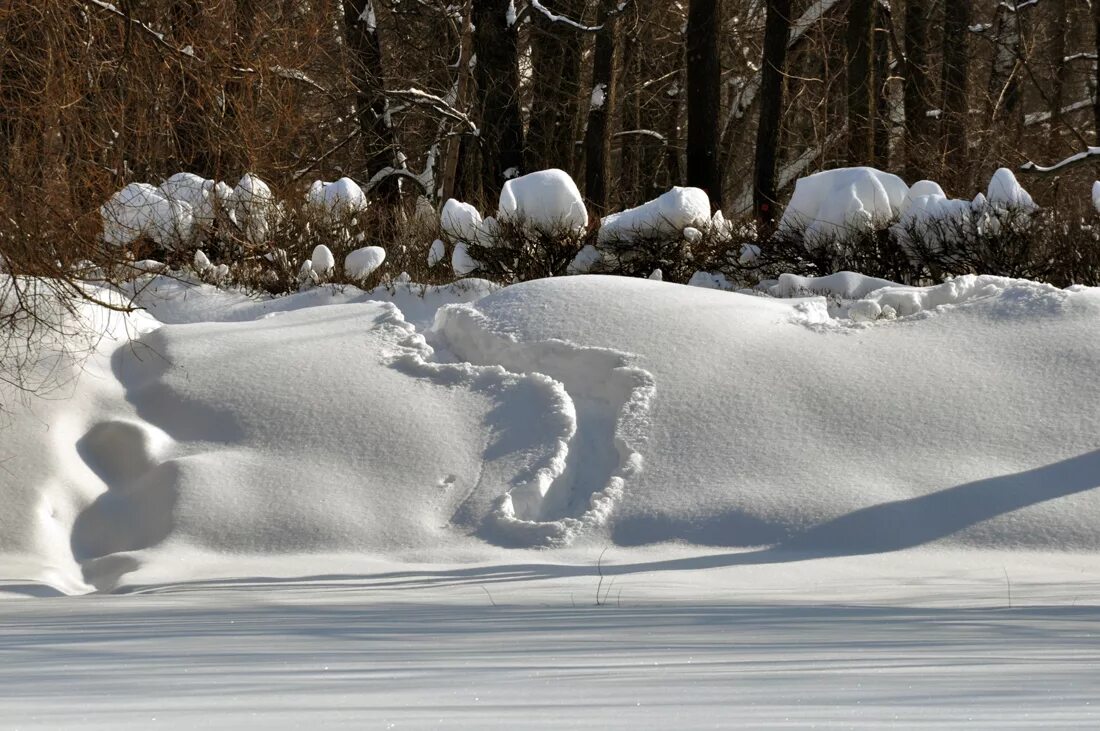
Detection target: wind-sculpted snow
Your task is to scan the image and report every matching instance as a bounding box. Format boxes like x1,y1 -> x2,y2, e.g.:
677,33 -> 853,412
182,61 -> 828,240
2,273 -> 1100,595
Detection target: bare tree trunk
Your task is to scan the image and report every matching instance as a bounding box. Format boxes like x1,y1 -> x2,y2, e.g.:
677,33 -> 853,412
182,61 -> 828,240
940,0 -> 971,176
441,1 -> 474,203
620,25 -> 642,207
583,0 -> 620,214
754,0 -> 791,224
1094,0 -> 1100,143
986,0 -> 1023,132
685,0 -> 722,210
472,0 -> 525,202
1049,0 -> 1069,156
528,1 -> 586,173
342,0 -> 400,195
873,4 -> 891,169
846,0 -> 874,166
903,0 -> 932,181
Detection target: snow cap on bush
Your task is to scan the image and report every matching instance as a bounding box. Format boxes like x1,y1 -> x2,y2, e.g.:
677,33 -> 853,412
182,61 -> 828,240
441,199 -> 483,243
307,177 -> 369,221
987,168 -> 1037,213
598,186 -> 711,243
344,246 -> 386,281
101,182 -> 195,249
498,169 -> 588,234
779,167 -> 908,249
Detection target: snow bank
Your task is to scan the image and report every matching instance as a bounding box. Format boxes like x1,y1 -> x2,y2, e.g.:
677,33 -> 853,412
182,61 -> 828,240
498,169 -> 588,234
4,269 -> 1100,592
598,186 -> 711,243
457,275 -> 1100,550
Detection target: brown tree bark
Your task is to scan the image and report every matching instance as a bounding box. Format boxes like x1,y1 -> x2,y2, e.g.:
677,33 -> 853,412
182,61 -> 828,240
1049,0 -> 1069,156
903,0 -> 932,181
528,1 -> 586,174
583,0 -> 620,214
873,4 -> 891,170
342,0 -> 400,192
754,0 -> 791,224
846,0 -> 875,166
685,0 -> 722,210
940,0 -> 971,176
472,0 -> 525,201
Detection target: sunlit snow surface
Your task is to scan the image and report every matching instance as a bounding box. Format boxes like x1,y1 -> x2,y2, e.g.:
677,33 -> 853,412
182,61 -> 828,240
2,272 -> 1100,727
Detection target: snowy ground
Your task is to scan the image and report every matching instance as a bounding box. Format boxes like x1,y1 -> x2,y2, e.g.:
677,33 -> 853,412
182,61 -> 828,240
3,271 -> 1100,726
4,551 -> 1100,728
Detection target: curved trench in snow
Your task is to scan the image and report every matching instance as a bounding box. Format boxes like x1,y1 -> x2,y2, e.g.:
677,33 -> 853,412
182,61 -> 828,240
427,303 -> 655,547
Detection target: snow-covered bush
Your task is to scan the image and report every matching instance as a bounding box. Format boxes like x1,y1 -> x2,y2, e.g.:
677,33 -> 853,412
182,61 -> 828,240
441,172 -> 591,281
100,182 -> 196,250
597,186 -> 711,244
345,246 -> 386,282
777,167 -> 908,254
159,173 -> 233,235
233,174 -> 277,245
497,169 -> 588,235
592,187 -> 757,283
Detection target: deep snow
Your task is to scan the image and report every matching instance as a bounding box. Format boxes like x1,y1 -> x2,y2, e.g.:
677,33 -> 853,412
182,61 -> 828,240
3,270 -> 1100,726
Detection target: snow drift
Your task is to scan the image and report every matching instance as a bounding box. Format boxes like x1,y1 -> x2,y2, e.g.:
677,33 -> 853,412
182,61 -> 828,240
2,270 -> 1100,593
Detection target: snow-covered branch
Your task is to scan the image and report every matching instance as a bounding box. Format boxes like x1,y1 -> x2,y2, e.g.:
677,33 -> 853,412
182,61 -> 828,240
1024,97 -> 1095,127
528,0 -> 607,32
1020,147 -> 1100,175
385,88 -> 479,135
88,0 -> 198,61
613,129 -> 667,143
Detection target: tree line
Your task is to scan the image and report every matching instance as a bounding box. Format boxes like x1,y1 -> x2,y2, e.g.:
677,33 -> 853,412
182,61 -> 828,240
2,0 -> 1099,243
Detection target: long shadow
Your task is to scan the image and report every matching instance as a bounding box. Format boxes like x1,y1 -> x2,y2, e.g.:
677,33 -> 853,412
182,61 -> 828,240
114,448 -> 1100,595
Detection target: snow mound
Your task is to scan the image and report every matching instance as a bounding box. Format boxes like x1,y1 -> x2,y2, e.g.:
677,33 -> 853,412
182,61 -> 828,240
987,167 -> 1037,213
4,271 -> 1100,592
344,246 -> 386,281
770,271 -> 900,300
598,186 -> 711,243
779,167 -> 908,248
498,169 -> 588,234
306,177 -> 369,221
101,183 -> 195,249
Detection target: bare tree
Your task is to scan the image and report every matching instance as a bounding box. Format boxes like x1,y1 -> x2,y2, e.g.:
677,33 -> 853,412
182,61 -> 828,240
903,0 -> 933,181
342,0 -> 400,193
940,0 -> 971,177
686,0 -> 723,209
528,1 -> 587,174
754,0 -> 792,224
584,0 -> 622,214
846,0 -> 874,165
472,0 -> 525,201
